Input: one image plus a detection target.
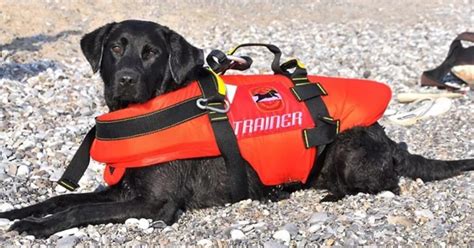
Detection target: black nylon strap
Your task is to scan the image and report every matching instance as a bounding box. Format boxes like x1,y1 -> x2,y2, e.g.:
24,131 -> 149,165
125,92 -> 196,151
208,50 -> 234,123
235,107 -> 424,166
291,82 -> 327,101
206,50 -> 231,73
197,72 -> 249,202
227,43 -> 285,75
57,126 -> 96,191
95,97 -> 206,140
282,59 -> 339,153
206,49 -> 253,74
303,117 -> 340,148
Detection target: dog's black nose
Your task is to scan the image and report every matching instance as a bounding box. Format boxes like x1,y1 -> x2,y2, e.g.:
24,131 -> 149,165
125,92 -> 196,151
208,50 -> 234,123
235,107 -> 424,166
119,75 -> 135,86
114,71 -> 142,102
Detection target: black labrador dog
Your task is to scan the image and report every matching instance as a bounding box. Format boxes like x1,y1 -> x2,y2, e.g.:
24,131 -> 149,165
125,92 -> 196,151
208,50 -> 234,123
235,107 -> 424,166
1,20 -> 473,238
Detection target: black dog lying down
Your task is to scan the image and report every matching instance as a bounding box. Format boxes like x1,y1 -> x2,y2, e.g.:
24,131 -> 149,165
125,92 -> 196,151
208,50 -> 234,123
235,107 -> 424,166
1,20 -> 473,238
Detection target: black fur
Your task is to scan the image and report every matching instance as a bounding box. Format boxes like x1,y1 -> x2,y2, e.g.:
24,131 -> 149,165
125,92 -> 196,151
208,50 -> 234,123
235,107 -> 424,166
1,20 -> 473,238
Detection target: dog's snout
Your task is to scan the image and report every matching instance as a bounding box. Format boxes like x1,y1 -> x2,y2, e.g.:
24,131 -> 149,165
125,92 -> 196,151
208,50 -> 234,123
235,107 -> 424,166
113,70 -> 143,103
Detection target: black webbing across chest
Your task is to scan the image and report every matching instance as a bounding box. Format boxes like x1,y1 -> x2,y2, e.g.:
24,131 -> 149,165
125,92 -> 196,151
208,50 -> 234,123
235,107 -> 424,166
57,71 -> 249,203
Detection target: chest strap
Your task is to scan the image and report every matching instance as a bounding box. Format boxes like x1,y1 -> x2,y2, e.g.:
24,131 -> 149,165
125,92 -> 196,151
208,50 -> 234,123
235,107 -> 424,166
57,71 -> 249,202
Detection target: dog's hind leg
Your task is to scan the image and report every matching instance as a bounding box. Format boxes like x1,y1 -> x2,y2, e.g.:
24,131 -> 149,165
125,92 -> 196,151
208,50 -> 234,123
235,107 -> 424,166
8,198 -> 177,238
0,187 -> 124,220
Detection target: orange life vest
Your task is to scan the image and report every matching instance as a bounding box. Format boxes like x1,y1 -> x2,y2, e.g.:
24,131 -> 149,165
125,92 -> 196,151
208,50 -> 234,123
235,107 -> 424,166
90,74 -> 391,186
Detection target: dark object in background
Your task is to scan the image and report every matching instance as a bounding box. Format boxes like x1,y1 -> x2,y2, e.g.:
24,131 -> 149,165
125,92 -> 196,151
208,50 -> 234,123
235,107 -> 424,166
421,32 -> 474,90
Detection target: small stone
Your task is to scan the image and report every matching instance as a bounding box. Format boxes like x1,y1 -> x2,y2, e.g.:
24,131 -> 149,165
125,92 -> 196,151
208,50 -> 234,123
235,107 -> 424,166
264,240 -> 287,248
308,224 -> 322,233
125,218 -> 140,227
7,164 -> 17,176
53,227 -> 79,238
378,191 -> 395,198
124,240 -> 148,247
24,235 -> 35,241
16,165 -> 30,176
325,238 -> 335,246
273,230 -> 291,245
230,229 -> 246,240
138,218 -> 150,230
74,231 -> 87,238
162,226 -> 174,233
253,222 -> 267,230
2,149 -> 13,158
415,209 -> 434,221
309,212 -> 329,224
283,223 -> 299,236
363,70 -> 371,78
353,210 -> 367,219
48,168 -> 64,182
387,215 -> 414,228
0,203 -> 13,212
54,184 -> 67,193
151,220 -> 167,229
0,218 -> 11,228
197,239 -> 213,247
56,235 -> 80,248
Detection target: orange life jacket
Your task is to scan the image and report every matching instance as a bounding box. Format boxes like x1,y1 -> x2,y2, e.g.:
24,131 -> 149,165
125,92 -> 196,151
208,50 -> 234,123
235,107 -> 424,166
90,74 -> 391,186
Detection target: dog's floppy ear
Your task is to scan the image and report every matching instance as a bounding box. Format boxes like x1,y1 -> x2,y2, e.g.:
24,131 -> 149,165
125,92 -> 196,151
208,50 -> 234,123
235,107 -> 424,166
166,28 -> 204,86
80,22 -> 116,73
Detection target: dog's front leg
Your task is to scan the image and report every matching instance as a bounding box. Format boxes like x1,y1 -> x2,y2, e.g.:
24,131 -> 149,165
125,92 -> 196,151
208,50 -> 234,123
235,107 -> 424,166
0,187 -> 122,220
8,198 -> 177,238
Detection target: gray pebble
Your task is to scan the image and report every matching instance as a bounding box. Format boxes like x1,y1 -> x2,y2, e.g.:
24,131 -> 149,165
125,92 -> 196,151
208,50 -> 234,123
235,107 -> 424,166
6,164 -> 17,176
230,229 -> 246,240
273,230 -> 291,245
309,212 -> 329,224
0,203 -> 13,212
283,223 -> 299,236
264,240 -> 287,248
378,191 -> 396,198
138,218 -> 150,230
415,209 -> 434,220
56,235 -> 80,248
0,218 -> 11,228
16,165 -> 30,176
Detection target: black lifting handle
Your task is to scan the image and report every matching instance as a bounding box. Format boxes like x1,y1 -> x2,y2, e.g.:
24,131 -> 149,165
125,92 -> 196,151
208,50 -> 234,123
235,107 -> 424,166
227,43 -> 285,75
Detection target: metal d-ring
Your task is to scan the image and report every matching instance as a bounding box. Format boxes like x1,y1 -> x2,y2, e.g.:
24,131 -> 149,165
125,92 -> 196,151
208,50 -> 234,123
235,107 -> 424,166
196,98 -> 230,114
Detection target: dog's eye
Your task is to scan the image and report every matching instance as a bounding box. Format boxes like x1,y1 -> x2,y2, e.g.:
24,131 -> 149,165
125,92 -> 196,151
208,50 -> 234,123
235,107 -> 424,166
142,48 -> 158,60
111,45 -> 123,55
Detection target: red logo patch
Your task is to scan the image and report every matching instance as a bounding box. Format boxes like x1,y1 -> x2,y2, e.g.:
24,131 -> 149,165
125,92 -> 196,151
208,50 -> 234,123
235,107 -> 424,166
251,87 -> 283,111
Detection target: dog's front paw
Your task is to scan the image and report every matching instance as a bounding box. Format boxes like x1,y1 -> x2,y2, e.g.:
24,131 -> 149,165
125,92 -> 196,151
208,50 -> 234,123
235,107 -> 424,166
9,217 -> 53,238
0,208 -> 31,220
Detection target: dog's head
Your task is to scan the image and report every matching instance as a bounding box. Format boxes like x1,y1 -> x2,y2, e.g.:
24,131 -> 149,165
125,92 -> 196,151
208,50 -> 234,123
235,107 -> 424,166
80,20 -> 204,111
